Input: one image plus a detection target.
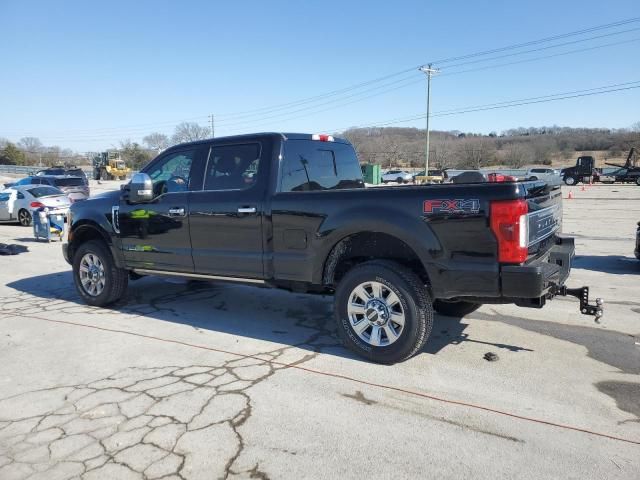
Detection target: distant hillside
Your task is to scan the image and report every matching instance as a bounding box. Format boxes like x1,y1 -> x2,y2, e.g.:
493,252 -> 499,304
339,126 -> 639,169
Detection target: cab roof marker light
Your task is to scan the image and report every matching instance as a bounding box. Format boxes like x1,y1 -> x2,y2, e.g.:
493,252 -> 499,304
312,134 -> 334,142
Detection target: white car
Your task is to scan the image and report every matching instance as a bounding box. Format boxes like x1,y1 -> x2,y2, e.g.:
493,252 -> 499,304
0,185 -> 70,226
382,170 -> 413,184
526,168 -> 558,181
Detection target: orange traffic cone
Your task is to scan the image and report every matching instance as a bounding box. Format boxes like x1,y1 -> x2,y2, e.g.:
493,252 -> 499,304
568,190 -> 574,200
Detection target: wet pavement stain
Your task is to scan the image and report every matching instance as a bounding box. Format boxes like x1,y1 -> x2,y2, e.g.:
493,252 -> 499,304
478,310 -> 640,375
595,381 -> 640,423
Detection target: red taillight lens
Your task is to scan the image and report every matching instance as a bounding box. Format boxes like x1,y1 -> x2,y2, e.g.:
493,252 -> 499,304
490,199 -> 529,263
30,201 -> 45,208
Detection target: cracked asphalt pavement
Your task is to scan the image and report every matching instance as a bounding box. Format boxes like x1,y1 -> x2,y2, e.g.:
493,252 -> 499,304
0,181 -> 639,479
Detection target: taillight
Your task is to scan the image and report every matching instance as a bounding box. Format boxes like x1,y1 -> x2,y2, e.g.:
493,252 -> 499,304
490,199 -> 529,263
30,201 -> 45,208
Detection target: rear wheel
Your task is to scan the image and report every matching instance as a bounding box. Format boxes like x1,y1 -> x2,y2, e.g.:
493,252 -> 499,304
564,176 -> 577,186
334,260 -> 433,364
396,177 -> 404,184
433,300 -> 481,317
529,176 -> 538,181
73,240 -> 128,307
18,209 -> 32,226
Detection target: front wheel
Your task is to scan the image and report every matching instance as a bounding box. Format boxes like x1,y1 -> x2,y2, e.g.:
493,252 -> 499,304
433,300 -> 481,317
334,260 -> 433,364
73,240 -> 128,307
564,176 -> 577,186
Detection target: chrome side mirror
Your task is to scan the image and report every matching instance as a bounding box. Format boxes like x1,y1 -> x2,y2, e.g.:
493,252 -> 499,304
127,173 -> 153,203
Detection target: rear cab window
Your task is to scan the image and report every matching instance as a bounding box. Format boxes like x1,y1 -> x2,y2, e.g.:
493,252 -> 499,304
280,140 -> 364,192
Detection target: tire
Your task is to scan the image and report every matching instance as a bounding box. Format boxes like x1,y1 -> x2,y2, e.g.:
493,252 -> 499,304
433,300 -> 481,317
73,240 -> 128,307
18,209 -> 32,226
119,176 -> 126,181
529,176 -> 538,181
396,177 -> 404,184
334,260 -> 433,364
564,176 -> 577,186
635,177 -> 640,186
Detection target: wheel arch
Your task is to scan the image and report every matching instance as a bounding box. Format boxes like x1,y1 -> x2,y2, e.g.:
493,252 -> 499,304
322,231 -> 432,292
68,221 -> 124,268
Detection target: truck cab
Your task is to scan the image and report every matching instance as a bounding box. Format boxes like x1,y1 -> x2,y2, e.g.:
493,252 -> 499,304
561,156 -> 595,185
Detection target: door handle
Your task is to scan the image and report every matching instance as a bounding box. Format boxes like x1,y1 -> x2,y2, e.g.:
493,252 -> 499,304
237,207 -> 257,214
168,207 -> 186,217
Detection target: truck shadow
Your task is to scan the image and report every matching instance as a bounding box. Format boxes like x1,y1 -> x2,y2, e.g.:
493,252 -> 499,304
424,315 -> 533,354
572,255 -> 639,274
7,272 -> 532,362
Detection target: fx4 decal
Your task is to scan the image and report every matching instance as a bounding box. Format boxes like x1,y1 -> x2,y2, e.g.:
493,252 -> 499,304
423,199 -> 481,214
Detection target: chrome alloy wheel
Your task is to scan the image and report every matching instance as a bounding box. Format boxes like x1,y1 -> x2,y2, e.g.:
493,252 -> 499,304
347,281 -> 405,347
18,209 -> 31,226
79,253 -> 106,297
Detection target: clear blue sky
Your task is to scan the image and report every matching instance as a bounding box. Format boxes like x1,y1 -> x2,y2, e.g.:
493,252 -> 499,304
1,0 -> 639,152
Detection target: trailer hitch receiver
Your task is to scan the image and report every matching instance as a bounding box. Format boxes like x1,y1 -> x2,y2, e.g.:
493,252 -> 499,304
554,286 -> 604,323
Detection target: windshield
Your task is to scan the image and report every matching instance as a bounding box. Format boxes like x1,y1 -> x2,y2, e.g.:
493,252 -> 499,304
54,177 -> 85,187
27,186 -> 64,198
116,161 -> 125,169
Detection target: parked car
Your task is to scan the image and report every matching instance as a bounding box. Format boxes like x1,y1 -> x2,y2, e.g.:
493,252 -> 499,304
36,166 -> 88,183
413,169 -> 445,184
63,132 -> 603,364
381,170 -> 413,184
13,175 -> 90,202
0,185 -> 70,226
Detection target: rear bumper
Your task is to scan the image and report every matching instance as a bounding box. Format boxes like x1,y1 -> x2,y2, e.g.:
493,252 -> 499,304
501,235 -> 574,299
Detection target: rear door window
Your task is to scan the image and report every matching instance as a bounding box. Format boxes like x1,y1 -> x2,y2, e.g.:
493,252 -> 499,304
280,141 -> 363,192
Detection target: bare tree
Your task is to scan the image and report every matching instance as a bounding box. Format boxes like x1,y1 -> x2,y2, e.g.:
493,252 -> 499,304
457,138 -> 494,169
503,143 -> 533,168
432,137 -> 454,170
18,137 -> 43,152
143,132 -> 170,152
171,122 -> 210,144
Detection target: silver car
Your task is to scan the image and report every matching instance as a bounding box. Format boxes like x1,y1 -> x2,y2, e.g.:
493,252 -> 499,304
0,185 -> 70,226
381,170 -> 413,184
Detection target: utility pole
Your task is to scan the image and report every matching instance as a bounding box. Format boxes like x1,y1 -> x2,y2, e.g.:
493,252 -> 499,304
209,114 -> 215,138
419,64 -> 439,180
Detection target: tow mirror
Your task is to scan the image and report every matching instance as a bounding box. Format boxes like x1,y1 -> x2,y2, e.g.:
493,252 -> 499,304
127,173 -> 153,203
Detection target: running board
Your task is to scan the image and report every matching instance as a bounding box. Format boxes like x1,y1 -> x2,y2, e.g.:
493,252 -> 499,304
132,269 -> 266,285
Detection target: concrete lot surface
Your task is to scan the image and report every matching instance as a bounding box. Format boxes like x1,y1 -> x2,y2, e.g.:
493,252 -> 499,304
0,181 -> 638,479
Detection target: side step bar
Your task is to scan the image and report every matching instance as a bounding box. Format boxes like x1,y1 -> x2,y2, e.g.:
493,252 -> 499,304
132,269 -> 266,285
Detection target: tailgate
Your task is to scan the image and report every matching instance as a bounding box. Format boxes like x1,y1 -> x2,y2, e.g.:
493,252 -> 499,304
523,182 -> 563,257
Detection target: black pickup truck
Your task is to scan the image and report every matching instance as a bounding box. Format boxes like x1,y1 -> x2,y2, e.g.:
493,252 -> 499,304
63,133 -> 602,363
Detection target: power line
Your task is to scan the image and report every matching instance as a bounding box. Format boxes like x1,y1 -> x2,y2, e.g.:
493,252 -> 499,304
6,17 -> 640,138
429,17 -> 640,64
441,26 -> 640,69
321,81 -> 640,132
441,37 -> 640,77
